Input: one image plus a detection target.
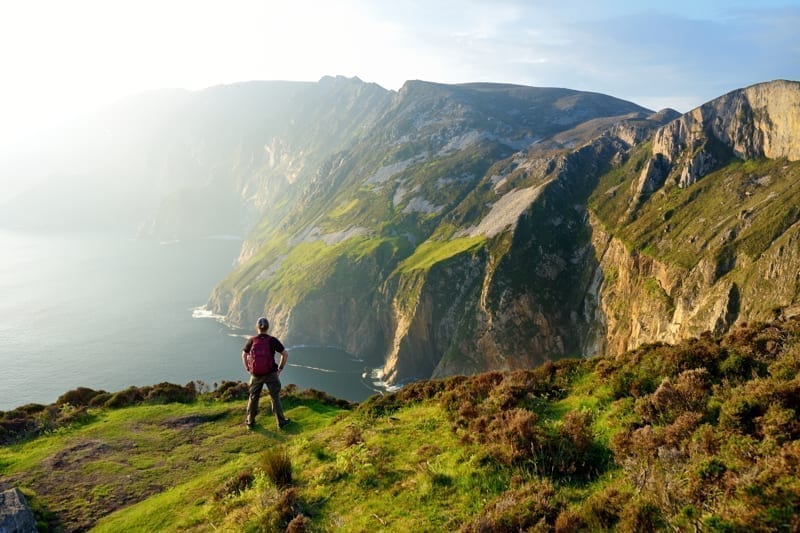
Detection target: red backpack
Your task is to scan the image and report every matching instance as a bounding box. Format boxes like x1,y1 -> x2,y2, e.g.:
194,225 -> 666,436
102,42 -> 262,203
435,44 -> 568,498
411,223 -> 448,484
246,335 -> 276,375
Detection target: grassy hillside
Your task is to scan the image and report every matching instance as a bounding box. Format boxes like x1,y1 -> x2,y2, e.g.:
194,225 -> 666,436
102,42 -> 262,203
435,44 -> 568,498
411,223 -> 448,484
2,318 -> 800,531
590,149 -> 800,271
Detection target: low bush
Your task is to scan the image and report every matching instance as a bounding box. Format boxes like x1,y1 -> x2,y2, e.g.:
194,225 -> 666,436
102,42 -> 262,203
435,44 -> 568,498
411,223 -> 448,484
459,479 -> 559,532
104,386 -> 146,408
56,387 -> 106,407
211,380 -> 249,401
144,382 -> 196,404
214,470 -> 254,500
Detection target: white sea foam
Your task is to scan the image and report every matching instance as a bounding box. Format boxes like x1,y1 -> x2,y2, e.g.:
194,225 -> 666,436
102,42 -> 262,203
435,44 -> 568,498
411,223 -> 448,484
369,367 -> 403,393
288,363 -> 338,374
191,306 -> 226,320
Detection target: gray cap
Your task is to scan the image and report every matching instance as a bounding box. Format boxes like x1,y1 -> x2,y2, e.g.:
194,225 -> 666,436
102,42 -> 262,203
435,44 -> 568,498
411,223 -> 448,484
257,317 -> 269,330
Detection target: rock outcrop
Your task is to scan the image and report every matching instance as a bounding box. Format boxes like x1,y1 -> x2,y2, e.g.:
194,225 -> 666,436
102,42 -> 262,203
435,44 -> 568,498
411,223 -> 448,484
631,80 -> 800,203
0,489 -> 37,533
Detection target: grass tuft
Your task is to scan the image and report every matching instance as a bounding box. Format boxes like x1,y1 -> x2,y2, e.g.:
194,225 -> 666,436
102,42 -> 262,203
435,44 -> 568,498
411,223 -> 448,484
261,447 -> 293,488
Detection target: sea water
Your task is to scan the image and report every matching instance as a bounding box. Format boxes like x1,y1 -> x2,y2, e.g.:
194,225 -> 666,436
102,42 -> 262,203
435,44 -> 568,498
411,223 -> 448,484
0,229 -> 381,410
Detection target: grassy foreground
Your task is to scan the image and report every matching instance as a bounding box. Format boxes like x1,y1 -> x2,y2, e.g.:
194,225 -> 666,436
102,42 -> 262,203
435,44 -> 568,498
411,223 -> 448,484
2,318 -> 800,531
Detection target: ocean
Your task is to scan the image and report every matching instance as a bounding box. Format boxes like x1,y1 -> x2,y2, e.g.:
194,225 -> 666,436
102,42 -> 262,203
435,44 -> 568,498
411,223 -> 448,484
0,229 -> 381,411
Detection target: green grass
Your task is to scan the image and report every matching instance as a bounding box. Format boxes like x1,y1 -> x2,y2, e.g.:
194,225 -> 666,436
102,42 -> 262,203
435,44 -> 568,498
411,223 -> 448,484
0,397 -> 343,531
397,236 -> 485,273
5,318 -> 800,530
590,156 -> 800,270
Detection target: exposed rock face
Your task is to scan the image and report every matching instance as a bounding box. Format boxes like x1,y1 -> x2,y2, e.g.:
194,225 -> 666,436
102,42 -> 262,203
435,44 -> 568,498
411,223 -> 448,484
208,81 -> 653,378
381,120 -> 670,382
587,80 -> 800,355
209,79 -> 800,386
587,216 -> 739,355
13,75 -> 798,388
0,489 -> 37,533
633,80 -> 800,200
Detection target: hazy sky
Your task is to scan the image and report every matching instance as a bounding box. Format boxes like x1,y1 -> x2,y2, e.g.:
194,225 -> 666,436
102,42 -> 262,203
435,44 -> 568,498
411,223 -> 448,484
1,0 -> 798,154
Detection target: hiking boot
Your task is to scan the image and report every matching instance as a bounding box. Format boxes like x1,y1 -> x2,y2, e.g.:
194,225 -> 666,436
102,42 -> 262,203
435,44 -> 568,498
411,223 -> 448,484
278,418 -> 292,429
245,421 -> 255,430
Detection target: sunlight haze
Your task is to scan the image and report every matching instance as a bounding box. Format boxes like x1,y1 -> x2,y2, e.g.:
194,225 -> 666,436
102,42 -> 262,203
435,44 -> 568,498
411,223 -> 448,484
1,0 -> 798,158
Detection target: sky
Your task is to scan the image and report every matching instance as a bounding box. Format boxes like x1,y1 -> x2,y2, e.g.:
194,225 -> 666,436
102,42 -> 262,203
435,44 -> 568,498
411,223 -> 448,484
0,0 -> 798,156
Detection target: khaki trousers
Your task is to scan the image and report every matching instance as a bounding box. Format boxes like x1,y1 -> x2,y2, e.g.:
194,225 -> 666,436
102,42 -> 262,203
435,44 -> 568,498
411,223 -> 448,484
246,372 -> 286,426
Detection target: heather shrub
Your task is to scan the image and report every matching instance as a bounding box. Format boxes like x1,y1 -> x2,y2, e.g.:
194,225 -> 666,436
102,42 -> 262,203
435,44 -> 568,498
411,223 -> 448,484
56,387 -> 106,407
342,424 -> 364,447
145,382 -> 196,404
459,479 -> 559,532
610,370 -> 657,399
282,385 -> 353,409
53,404 -> 92,427
768,343 -> 800,379
640,368 -> 711,425
554,509 -> 586,532
104,386 -> 145,408
575,485 -> 629,530
259,487 -> 309,532
560,409 -> 594,453
485,408 -> 542,465
286,513 -> 311,533
212,380 -> 248,401
88,392 -> 112,407
661,337 -> 722,377
718,397 -> 763,435
0,416 -> 36,444
12,404 -> 48,416
215,470 -> 254,500
617,500 -> 665,532
663,411 -> 704,447
720,349 -> 765,381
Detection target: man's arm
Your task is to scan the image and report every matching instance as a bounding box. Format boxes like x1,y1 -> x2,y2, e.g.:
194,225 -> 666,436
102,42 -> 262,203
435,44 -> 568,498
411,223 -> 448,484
241,351 -> 249,371
277,350 -> 289,373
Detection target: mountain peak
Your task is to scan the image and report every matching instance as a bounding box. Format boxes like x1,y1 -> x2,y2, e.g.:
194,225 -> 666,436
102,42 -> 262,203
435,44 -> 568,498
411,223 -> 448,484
638,79 -> 800,194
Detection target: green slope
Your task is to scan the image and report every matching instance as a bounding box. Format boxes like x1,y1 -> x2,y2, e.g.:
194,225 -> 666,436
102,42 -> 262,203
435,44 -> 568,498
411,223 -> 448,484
3,318 -> 799,531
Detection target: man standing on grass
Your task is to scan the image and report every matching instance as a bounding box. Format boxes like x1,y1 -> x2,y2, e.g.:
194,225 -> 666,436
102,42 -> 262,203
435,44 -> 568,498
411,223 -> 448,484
242,317 -> 291,430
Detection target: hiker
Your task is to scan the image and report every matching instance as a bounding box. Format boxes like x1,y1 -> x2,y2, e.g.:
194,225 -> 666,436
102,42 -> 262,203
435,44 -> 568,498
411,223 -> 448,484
242,317 -> 291,429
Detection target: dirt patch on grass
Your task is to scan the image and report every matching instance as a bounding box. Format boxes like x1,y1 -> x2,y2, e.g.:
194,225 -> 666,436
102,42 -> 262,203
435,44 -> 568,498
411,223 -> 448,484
162,412 -> 227,430
43,439 -> 116,469
7,407 -> 246,531
31,438 -> 153,531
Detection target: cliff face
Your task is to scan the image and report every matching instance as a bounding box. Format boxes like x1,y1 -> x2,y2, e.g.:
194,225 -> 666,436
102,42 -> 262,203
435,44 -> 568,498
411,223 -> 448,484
1,77 -> 394,238
639,80 -> 800,194
208,81 -> 654,378
379,80 -> 800,382
209,79 -> 800,386
588,80 -> 800,355
13,75 -> 798,387
378,114 -> 673,382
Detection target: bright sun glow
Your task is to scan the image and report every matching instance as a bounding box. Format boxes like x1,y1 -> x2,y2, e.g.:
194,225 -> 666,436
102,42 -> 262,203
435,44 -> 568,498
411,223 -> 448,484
0,0 -> 414,154
0,0 -> 798,158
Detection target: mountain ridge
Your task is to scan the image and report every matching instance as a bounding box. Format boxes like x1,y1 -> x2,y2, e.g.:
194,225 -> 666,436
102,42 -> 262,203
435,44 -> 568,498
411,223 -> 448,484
2,77 -> 798,388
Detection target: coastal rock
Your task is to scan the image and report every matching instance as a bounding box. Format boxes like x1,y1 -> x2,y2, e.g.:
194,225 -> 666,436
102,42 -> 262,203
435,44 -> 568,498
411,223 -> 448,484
0,489 -> 37,533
